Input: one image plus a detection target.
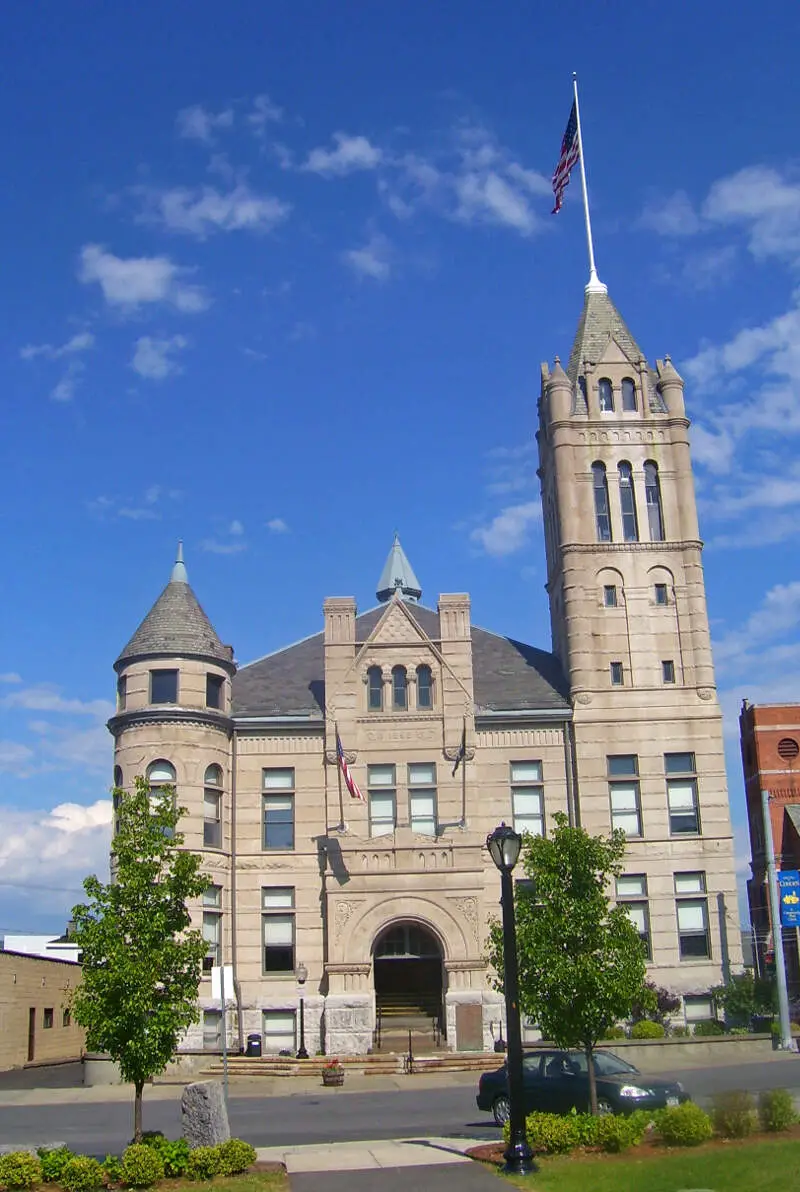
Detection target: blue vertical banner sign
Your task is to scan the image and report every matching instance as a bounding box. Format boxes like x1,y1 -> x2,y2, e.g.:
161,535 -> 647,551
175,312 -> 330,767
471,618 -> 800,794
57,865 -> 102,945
777,871 -> 800,927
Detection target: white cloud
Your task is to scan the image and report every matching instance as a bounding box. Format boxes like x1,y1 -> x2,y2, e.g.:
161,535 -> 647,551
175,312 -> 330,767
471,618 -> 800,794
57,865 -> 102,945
454,168 -> 536,235
0,800 -> 112,898
87,485 -> 180,522
0,741 -> 34,772
266,517 -> 289,533
50,359 -> 85,403
200,538 -> 247,555
20,331 -> 94,361
484,443 -> 537,496
147,184 -> 291,238
78,244 -> 209,312
131,335 -> 188,380
2,684 -> 113,720
0,674 -> 21,685
714,581 -> 800,678
342,233 -> 391,281
703,166 -> 800,264
303,133 -> 383,176
176,104 -> 234,143
248,93 -> 283,137
639,190 -> 702,237
229,519 -> 244,536
470,501 -> 542,557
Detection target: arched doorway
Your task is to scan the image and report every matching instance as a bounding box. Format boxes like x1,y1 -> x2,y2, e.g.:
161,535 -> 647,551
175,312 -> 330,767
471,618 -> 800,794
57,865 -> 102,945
373,921 -> 444,1048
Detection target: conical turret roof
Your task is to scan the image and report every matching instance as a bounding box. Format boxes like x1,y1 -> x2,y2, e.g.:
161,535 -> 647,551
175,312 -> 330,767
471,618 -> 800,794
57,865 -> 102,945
566,288 -> 646,385
115,544 -> 233,671
376,534 -> 422,603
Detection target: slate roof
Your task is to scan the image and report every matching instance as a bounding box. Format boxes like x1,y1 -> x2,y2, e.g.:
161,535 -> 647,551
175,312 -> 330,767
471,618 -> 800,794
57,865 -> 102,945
116,579 -> 234,669
566,289 -> 667,414
376,534 -> 422,603
233,603 -> 570,719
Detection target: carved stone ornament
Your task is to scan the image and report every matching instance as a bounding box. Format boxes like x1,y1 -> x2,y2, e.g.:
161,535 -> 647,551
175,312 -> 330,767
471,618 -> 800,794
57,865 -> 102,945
334,900 -> 359,942
325,748 -> 356,764
443,745 -> 476,764
451,895 -> 479,942
575,692 -> 592,705
696,688 -> 715,701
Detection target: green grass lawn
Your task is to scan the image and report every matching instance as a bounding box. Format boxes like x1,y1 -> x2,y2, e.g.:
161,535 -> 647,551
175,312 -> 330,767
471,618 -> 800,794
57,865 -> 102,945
161,1175 -> 287,1192
502,1137 -> 800,1191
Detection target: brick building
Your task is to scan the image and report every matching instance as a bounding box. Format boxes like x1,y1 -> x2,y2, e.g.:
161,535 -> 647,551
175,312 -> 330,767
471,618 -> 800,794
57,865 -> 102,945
0,951 -> 84,1071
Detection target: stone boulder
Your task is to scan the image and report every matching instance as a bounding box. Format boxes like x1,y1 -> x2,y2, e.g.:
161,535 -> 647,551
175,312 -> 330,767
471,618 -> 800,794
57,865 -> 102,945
180,1081 -> 230,1147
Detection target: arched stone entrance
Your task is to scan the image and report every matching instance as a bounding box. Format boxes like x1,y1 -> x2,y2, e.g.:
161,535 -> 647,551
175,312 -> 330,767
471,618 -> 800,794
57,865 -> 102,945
373,921 -> 445,1048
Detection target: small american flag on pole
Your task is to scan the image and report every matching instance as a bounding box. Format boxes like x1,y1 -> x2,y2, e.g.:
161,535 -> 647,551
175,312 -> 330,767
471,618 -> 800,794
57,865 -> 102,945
551,101 -> 580,214
336,732 -> 364,801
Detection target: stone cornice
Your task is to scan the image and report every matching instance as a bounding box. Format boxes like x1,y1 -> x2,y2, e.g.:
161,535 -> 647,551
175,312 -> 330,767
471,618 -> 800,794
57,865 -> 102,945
107,707 -> 234,737
560,539 -> 703,555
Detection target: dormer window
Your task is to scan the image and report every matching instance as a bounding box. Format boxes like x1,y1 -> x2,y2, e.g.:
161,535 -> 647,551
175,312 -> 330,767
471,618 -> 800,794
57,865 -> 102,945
416,665 -> 433,710
598,378 -> 614,413
392,666 -> 408,711
367,666 -> 383,711
621,377 -> 637,412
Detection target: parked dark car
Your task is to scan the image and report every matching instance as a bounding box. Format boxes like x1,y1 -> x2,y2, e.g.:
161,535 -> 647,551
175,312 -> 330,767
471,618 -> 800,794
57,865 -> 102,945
476,1047 -> 688,1124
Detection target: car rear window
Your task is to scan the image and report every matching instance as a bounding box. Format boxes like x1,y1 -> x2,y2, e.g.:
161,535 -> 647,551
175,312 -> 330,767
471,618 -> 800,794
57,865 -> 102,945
593,1052 -> 637,1076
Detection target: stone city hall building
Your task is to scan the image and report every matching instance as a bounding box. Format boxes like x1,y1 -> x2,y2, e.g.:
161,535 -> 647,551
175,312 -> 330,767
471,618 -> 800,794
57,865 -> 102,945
109,282 -> 741,1056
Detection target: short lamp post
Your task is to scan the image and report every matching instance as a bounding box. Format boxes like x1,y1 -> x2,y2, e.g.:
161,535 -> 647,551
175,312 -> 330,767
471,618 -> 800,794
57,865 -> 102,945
486,823 -> 537,1177
296,962 -> 309,1060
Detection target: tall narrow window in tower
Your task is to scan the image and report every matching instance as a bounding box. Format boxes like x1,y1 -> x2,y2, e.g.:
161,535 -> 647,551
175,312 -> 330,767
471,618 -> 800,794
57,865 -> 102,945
618,462 -> 639,541
202,886 -> 222,973
592,462 -> 612,542
204,764 -> 223,848
598,378 -> 614,412
150,668 -> 178,704
645,461 -> 665,541
603,584 -> 618,608
146,760 -> 176,839
367,666 -> 383,711
392,665 -> 408,710
116,675 -> 127,712
206,673 -> 224,709
416,664 -> 433,709
262,768 -> 295,850
621,377 -> 637,412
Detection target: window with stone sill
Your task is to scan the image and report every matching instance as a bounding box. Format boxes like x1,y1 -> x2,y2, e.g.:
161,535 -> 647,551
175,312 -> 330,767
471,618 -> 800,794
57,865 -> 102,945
654,583 -> 669,606
202,885 -> 222,973
206,673 -> 224,710
598,377 -> 614,413
603,584 -> 618,608
392,665 -> 408,711
150,668 -> 178,705
203,1009 -> 222,1050
666,753 -> 700,835
263,1009 -> 296,1055
146,759 -> 176,838
616,874 -> 651,959
116,675 -> 127,712
262,887 -> 295,974
511,761 -> 544,837
367,666 -> 383,711
43,1008 -> 54,1029
675,872 -> 710,960
262,768 -> 295,850
621,377 -> 637,412
408,762 -> 437,835
416,665 -> 433,710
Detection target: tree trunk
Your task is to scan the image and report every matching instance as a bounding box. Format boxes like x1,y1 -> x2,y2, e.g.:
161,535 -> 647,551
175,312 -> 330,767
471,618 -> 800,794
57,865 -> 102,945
586,1045 -> 598,1115
134,1080 -> 144,1143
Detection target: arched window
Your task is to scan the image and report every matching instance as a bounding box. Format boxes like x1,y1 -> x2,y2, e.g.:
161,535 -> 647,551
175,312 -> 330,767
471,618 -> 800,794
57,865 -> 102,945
644,461 -> 665,541
204,765 -> 223,849
392,665 -> 408,711
112,765 -> 123,835
416,665 -> 433,709
367,666 -> 383,711
592,462 -> 612,542
621,378 -> 637,412
146,759 -> 176,788
113,765 -> 123,788
598,378 -> 614,413
618,462 -> 639,541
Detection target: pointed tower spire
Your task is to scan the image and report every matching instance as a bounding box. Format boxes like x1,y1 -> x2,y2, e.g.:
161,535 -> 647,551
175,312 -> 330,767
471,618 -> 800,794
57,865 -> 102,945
566,288 -> 646,386
171,540 -> 188,584
376,534 -> 422,604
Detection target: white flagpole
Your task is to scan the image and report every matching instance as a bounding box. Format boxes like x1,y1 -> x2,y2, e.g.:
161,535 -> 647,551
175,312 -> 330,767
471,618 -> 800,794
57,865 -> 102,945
572,73 -> 606,295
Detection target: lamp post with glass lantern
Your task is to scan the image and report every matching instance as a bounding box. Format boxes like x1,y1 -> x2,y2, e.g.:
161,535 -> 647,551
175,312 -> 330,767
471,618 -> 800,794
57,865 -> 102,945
296,962 -> 309,1059
486,823 -> 536,1177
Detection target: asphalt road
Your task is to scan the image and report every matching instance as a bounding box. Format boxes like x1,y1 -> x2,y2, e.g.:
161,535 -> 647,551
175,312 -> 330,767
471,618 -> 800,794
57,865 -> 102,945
0,1059 -> 798,1154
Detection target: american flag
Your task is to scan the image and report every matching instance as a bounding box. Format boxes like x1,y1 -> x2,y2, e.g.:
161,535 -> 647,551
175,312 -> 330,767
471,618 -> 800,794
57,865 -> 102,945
551,101 -> 580,214
336,732 -> 364,801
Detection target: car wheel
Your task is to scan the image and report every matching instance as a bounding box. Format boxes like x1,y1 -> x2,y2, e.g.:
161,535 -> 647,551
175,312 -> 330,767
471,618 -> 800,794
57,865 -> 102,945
597,1097 -> 614,1117
492,1095 -> 511,1126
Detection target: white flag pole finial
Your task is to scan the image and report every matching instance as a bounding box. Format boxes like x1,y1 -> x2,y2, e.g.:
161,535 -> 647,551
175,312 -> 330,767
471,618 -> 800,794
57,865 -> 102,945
572,73 -> 607,295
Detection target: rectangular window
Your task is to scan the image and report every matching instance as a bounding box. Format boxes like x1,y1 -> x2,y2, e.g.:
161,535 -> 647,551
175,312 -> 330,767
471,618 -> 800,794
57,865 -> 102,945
662,660 -> 676,684
368,765 -> 396,837
202,885 -> 222,973
204,791 -> 222,848
262,887 -> 295,973
608,756 -> 641,836
616,874 -> 651,959
684,995 -> 714,1023
625,902 -> 652,959
666,753 -> 700,835
116,675 -> 127,712
262,769 -> 295,850
206,673 -> 224,709
654,583 -> 668,606
43,1008 -> 54,1029
203,1009 -> 222,1050
511,761 -> 544,837
150,669 -> 178,704
610,661 -> 624,686
62,1008 -> 71,1028
408,763 -> 437,836
675,872 -> 710,959
603,585 -> 617,608
263,1010 -> 296,1055
616,873 -> 647,898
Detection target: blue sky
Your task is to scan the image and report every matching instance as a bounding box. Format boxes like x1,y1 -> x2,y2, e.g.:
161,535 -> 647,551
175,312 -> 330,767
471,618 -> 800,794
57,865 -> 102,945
2,0 -> 799,934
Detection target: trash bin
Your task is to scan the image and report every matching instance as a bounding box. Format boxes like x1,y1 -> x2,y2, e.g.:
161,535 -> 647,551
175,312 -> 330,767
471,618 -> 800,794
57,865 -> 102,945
245,1033 -> 262,1057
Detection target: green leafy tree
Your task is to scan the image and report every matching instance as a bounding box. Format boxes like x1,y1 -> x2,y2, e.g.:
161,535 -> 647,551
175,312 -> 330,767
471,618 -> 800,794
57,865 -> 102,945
713,971 -> 775,1026
488,813 -> 648,1114
70,777 -> 209,1141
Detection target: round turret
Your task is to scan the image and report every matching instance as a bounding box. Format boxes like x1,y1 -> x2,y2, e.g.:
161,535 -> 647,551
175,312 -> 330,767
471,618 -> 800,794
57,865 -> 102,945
545,357 -> 573,422
657,356 -> 686,416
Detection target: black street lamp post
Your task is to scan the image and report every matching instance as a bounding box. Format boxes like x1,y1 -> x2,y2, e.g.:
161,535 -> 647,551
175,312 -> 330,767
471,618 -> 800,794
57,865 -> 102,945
486,823 -> 537,1177
296,962 -> 309,1059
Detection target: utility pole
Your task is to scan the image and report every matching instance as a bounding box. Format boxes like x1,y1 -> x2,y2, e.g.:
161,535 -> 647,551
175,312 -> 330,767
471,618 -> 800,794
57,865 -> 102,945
761,788 -> 793,1050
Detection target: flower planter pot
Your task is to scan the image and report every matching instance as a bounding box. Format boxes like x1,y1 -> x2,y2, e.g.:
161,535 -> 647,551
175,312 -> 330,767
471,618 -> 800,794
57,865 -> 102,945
322,1069 -> 345,1087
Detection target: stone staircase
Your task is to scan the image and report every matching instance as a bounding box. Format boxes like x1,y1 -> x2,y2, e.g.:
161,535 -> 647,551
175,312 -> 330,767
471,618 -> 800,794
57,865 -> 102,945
201,1050 -> 498,1079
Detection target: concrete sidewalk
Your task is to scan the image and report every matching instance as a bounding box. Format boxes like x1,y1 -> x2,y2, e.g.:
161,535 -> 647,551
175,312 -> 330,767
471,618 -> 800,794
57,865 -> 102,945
256,1137 -> 488,1174
288,1163 -> 501,1191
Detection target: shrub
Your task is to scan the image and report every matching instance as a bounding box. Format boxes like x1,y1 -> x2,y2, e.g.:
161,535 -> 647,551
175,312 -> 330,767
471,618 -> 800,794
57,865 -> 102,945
656,1102 -> 713,1146
758,1088 -> 797,1132
141,1136 -> 190,1178
215,1140 -> 256,1176
693,1019 -> 724,1036
0,1153 -> 42,1190
120,1145 -> 164,1189
186,1147 -> 221,1181
670,1025 -> 689,1037
38,1147 -> 75,1184
593,1114 -> 642,1153
101,1155 -> 123,1186
522,1112 -> 580,1154
60,1156 -> 104,1192
602,1025 -> 626,1040
627,1108 -> 660,1136
711,1090 -> 756,1138
630,1019 -> 665,1039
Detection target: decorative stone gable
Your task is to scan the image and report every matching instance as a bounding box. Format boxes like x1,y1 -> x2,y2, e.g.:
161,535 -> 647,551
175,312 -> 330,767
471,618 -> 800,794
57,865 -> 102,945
366,599 -> 430,647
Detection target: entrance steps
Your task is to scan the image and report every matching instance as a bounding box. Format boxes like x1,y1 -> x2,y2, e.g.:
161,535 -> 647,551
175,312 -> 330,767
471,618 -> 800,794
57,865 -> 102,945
201,1050 -> 497,1079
